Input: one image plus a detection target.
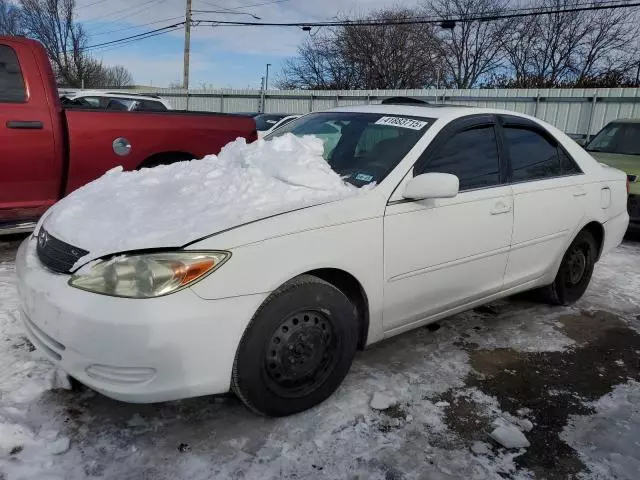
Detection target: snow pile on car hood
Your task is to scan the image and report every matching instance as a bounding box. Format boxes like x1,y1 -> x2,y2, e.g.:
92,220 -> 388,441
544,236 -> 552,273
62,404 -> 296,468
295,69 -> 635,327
44,134 -> 363,262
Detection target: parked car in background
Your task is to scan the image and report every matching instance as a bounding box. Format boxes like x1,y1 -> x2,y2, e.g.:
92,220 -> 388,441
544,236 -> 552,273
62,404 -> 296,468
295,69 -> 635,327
584,119 -> 640,232
257,115 -> 301,138
17,104 -> 629,416
238,113 -> 296,136
0,36 -> 257,233
61,90 -> 173,111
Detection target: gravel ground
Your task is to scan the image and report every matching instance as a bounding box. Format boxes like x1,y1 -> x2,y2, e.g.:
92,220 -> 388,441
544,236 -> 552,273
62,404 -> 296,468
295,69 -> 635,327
0,234 -> 639,480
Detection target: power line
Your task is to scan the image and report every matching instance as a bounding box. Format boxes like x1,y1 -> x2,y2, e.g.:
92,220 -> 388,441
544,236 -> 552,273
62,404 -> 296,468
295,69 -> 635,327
194,1 -> 640,27
90,16 -> 185,36
83,0 -> 166,23
83,22 -> 185,52
200,0 -> 291,11
77,0 -> 640,55
91,26 -> 185,53
77,0 -> 111,9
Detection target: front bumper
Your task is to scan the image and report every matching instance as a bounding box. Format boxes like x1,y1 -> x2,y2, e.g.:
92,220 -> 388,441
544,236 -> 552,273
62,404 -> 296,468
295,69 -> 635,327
16,237 -> 267,403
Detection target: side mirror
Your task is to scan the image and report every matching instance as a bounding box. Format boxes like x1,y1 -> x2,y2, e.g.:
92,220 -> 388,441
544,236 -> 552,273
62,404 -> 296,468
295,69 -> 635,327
403,173 -> 459,200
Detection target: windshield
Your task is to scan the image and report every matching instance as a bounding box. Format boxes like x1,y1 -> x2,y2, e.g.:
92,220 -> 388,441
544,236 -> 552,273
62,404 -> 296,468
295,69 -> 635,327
586,122 -> 640,155
254,114 -> 288,131
266,112 -> 433,186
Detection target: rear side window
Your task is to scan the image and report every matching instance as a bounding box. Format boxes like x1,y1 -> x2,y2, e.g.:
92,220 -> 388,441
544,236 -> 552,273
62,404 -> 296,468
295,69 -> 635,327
416,126 -> 501,191
559,148 -> 582,175
135,100 -> 167,111
0,45 -> 26,103
505,127 -> 561,182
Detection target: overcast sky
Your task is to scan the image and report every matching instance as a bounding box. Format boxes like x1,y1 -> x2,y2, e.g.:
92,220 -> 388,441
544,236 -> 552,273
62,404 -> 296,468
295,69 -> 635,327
76,0 -> 407,88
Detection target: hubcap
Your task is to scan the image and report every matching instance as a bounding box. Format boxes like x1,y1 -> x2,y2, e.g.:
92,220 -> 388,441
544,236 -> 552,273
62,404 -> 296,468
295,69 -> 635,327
264,310 -> 336,397
567,245 -> 588,285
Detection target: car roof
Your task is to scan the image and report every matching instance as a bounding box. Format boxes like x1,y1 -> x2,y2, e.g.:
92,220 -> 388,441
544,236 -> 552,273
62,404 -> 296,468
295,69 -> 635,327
70,91 -> 165,102
609,118 -> 640,124
329,104 -> 530,121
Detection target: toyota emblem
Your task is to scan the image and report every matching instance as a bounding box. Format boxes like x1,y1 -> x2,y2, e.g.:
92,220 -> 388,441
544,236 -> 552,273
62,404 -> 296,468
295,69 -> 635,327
38,230 -> 49,248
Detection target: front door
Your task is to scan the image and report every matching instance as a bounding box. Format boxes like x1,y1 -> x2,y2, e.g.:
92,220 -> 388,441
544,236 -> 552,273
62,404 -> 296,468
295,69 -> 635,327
0,42 -> 59,224
383,116 -> 513,333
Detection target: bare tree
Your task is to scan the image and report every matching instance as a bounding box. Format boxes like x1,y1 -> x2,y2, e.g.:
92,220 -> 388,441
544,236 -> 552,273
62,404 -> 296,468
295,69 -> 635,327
0,0 -> 23,35
497,0 -> 640,87
18,0 -> 134,87
340,8 -> 442,89
427,0 -> 510,88
19,0 -> 90,86
571,6 -> 639,84
278,33 -> 358,89
103,65 -> 134,87
279,8 -> 443,89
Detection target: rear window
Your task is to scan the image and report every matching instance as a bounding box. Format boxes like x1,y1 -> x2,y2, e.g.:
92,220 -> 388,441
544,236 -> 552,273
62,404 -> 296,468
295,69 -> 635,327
0,45 -> 26,103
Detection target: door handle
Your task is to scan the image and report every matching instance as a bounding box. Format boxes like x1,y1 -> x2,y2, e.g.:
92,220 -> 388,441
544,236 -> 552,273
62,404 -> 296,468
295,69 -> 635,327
573,187 -> 587,197
6,120 -> 44,129
490,202 -> 511,215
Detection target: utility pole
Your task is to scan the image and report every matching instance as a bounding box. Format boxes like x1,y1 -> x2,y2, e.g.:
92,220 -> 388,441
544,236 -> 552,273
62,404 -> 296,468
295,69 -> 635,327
260,76 -> 265,113
183,0 -> 192,89
265,63 -> 271,91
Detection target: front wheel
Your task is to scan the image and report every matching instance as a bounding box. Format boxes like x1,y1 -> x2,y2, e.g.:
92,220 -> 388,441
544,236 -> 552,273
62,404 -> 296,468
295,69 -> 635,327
540,229 -> 598,305
232,275 -> 358,417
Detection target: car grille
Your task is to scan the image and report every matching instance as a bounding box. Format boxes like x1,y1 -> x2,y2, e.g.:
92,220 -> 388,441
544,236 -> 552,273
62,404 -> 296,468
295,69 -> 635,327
629,195 -> 640,220
36,229 -> 89,274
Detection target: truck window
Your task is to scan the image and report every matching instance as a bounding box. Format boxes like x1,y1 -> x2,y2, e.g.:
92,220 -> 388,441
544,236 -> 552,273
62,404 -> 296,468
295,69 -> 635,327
0,45 -> 26,103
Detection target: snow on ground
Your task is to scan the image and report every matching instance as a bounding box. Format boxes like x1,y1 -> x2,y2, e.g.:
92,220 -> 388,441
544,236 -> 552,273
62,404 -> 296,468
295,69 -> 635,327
44,134 -> 365,263
562,381 -> 640,479
0,237 -> 639,479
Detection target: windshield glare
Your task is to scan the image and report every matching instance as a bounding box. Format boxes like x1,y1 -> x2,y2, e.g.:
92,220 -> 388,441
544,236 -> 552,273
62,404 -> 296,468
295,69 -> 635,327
266,112 -> 433,186
586,122 -> 640,155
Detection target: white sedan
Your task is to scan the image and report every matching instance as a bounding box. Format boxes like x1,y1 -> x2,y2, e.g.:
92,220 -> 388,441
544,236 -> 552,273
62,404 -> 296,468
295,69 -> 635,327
16,105 -> 629,417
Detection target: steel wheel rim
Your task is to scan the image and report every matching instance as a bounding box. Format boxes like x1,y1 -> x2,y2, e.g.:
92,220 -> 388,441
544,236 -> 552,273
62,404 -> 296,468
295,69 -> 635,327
263,309 -> 338,398
566,242 -> 590,286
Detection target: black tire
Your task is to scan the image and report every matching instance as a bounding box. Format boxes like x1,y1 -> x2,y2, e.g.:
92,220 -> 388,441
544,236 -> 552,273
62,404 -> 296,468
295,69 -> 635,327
540,229 -> 598,306
232,274 -> 358,417
137,153 -> 193,169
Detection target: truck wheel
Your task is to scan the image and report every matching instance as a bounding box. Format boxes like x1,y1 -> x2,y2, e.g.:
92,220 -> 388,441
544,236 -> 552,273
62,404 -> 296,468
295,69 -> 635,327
540,230 -> 597,306
232,275 -> 358,417
137,152 -> 193,169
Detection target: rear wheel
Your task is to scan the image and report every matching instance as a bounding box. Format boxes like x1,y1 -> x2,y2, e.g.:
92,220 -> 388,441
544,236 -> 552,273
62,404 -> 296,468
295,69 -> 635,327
540,229 -> 597,305
232,275 -> 358,417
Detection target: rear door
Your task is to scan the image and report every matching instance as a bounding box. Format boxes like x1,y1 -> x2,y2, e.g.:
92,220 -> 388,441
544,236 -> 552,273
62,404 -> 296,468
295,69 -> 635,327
499,115 -> 587,288
383,115 -> 514,332
0,42 -> 59,223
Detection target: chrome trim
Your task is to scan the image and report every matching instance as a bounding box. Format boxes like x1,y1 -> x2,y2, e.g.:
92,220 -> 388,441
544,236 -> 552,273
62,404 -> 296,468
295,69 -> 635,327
0,221 -> 37,236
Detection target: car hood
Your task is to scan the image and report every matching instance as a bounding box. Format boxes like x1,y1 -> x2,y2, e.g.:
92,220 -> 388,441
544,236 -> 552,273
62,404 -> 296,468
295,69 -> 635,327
589,151 -> 640,194
42,135 -> 369,267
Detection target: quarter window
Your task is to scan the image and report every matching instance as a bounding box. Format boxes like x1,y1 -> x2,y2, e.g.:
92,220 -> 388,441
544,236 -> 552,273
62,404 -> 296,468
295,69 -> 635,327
505,127 -> 561,182
559,148 -> 582,175
416,126 -> 501,191
0,45 -> 26,103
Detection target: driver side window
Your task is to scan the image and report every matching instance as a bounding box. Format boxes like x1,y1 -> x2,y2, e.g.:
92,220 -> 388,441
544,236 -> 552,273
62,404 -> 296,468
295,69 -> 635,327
415,126 -> 501,191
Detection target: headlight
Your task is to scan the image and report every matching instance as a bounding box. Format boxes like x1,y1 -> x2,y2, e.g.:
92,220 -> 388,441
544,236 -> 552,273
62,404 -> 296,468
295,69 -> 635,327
68,251 -> 230,298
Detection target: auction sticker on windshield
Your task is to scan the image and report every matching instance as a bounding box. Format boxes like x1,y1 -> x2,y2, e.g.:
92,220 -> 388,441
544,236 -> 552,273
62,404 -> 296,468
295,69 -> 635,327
375,116 -> 428,130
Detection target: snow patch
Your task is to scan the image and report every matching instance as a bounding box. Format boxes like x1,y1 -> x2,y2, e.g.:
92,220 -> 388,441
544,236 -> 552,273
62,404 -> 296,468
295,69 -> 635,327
369,392 -> 397,410
490,424 -> 531,449
44,134 -> 367,264
562,380 -> 640,479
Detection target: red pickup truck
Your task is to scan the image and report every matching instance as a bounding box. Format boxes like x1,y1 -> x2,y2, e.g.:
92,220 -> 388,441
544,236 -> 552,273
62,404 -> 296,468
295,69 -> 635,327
0,36 -> 257,234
